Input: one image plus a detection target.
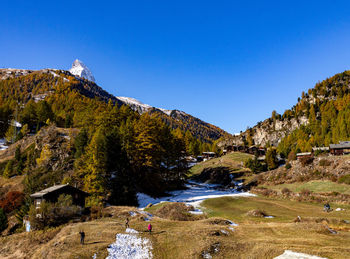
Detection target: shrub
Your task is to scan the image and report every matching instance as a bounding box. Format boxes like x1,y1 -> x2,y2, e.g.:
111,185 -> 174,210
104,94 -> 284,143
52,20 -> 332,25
338,174 -> 350,185
90,205 -> 103,219
244,158 -> 266,173
3,160 -> 14,178
300,189 -> 312,196
319,159 -> 331,167
29,195 -> 82,230
281,187 -> 291,195
288,151 -> 296,161
312,170 -> 322,178
299,156 -> 314,167
0,191 -> 24,213
285,163 -> 292,169
155,202 -> 204,221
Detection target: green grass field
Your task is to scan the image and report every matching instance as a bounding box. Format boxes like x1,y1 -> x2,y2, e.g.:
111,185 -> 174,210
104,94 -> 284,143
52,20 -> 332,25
202,195 -> 350,223
188,152 -> 253,176
262,180 -> 350,195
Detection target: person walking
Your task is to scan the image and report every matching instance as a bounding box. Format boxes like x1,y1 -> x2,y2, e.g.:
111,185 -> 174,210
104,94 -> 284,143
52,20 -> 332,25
147,223 -> 152,234
79,230 -> 85,245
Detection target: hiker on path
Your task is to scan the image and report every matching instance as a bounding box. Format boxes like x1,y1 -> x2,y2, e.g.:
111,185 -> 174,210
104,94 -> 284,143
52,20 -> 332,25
148,223 -> 152,234
125,217 -> 130,229
324,203 -> 331,212
79,230 -> 85,245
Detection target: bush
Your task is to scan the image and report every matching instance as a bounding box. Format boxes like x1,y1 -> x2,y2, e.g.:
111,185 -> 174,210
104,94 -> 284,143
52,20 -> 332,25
288,151 -> 296,161
244,158 -> 266,173
0,191 -> 24,213
299,156 -> 314,167
3,160 -> 14,178
300,189 -> 312,196
0,208 -> 8,233
29,195 -> 82,230
281,187 -> 291,195
155,202 -> 204,221
90,205 -> 103,220
338,174 -> 350,185
285,163 -> 292,169
319,159 -> 331,167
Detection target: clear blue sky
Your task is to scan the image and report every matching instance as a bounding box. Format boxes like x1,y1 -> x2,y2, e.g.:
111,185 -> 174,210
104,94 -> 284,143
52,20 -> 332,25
2,1 -> 350,134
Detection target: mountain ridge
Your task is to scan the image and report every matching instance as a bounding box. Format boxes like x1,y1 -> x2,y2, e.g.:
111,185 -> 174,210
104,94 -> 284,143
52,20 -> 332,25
0,66 -> 230,142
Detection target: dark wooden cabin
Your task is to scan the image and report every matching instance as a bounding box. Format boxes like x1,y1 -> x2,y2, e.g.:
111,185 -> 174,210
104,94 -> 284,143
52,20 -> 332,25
30,184 -> 89,209
296,152 -> 313,160
330,141 -> 350,156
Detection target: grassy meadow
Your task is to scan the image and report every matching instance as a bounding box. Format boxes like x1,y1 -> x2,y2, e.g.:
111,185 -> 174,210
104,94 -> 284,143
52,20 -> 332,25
188,152 -> 253,177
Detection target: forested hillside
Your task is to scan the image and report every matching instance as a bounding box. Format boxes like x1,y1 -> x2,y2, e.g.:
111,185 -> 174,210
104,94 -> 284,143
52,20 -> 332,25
0,69 -> 224,209
226,70 -> 350,159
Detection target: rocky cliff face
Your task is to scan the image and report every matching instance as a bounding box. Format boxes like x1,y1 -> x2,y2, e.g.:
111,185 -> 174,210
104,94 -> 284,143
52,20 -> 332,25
251,116 -> 308,146
219,116 -> 309,148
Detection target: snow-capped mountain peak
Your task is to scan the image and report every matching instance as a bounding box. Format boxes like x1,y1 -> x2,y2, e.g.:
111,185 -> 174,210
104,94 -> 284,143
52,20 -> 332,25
69,59 -> 95,82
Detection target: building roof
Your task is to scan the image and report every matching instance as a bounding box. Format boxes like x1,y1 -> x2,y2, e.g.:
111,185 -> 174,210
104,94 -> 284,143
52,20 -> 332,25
312,147 -> 330,151
202,152 -> 216,155
296,152 -> 312,156
330,143 -> 350,149
30,184 -> 87,198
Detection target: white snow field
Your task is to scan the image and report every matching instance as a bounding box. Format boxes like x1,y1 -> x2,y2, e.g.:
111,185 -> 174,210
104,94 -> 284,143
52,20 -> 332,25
274,250 -> 328,259
106,228 -> 152,259
137,181 -> 255,209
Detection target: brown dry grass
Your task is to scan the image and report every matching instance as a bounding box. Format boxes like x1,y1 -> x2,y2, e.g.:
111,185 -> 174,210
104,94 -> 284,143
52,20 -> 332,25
1,198 -> 350,258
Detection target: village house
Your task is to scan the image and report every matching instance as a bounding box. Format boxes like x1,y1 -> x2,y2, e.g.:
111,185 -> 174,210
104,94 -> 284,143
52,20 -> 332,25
30,184 -> 89,209
296,152 -> 313,160
202,151 -> 216,160
330,141 -> 350,155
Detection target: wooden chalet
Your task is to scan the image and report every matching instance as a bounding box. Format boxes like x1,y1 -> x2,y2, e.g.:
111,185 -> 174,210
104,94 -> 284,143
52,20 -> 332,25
296,152 -> 313,160
30,184 -> 89,209
202,152 -> 216,159
330,141 -> 350,156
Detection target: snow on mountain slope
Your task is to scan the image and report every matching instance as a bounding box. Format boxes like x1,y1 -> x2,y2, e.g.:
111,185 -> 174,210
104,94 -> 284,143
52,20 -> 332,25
116,96 -> 153,114
69,59 -> 95,82
116,96 -> 173,116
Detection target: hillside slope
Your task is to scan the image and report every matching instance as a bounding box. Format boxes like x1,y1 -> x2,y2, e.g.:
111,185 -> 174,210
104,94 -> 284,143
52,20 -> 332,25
220,70 -> 350,153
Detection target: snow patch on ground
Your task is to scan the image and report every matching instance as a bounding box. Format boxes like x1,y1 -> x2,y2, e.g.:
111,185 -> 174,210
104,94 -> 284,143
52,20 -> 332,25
264,216 -> 275,218
129,211 -> 137,217
106,228 -> 152,259
188,209 -> 204,215
137,181 -> 256,209
274,250 -> 328,259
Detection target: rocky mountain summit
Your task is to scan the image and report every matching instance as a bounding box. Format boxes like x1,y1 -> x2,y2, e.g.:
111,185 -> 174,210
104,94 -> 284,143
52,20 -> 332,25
69,59 -> 95,82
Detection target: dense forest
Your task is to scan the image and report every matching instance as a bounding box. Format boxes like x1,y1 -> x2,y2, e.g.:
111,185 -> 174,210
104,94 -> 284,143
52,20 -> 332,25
0,70 -> 222,208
